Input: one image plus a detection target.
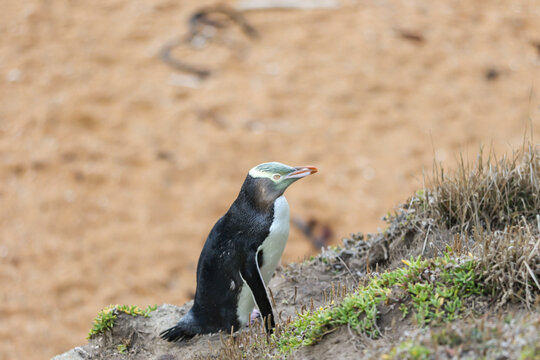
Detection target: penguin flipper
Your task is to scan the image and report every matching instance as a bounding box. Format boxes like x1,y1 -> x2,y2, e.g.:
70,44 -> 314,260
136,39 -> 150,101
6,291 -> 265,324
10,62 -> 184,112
160,324 -> 195,342
240,256 -> 275,332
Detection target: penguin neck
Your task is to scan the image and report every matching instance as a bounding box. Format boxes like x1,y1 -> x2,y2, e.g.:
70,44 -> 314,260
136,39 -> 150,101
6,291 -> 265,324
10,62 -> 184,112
235,176 -> 282,213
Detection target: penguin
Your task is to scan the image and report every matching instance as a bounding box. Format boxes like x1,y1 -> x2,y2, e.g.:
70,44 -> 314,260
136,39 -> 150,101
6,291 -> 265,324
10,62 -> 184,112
160,162 -> 317,342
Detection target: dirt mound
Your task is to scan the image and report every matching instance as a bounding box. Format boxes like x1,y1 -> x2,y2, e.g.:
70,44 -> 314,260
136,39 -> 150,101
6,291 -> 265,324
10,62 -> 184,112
52,266 -> 345,360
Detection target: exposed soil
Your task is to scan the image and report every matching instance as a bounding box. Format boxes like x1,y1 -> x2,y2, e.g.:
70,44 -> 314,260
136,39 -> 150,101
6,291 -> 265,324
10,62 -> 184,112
1,0 -> 540,359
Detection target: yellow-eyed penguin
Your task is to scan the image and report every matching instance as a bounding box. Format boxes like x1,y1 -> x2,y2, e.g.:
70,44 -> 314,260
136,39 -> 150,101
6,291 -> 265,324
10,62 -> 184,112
160,162 -> 317,341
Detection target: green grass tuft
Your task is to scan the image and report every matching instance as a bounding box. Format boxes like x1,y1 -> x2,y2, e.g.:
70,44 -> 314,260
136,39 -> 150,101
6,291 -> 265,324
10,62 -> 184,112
117,344 -> 128,354
276,254 -> 488,354
384,341 -> 432,360
87,304 -> 157,339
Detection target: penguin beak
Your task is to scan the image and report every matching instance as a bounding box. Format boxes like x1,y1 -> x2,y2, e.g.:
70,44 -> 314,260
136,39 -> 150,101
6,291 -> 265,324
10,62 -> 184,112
285,166 -> 318,179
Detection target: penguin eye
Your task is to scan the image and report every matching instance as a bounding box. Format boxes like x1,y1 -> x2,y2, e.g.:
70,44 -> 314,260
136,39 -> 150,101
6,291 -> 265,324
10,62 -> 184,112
272,174 -> 281,181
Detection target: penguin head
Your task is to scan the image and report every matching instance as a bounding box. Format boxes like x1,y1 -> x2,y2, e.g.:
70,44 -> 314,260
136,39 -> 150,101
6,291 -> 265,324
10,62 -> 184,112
242,162 -> 317,210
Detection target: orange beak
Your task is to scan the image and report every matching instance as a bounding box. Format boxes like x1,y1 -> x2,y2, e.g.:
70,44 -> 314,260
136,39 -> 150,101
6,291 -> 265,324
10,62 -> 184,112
285,166 -> 318,179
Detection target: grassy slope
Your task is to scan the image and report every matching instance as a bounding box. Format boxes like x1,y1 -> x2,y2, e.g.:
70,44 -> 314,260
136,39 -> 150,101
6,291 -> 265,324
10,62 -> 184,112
213,142 -> 539,359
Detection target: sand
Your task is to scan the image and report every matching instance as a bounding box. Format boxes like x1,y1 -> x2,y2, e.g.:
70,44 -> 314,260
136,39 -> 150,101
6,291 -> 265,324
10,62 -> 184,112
0,0 -> 539,358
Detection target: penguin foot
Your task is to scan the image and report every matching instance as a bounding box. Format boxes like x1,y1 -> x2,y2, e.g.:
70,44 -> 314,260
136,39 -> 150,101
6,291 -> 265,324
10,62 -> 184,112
160,325 -> 194,342
249,309 -> 261,325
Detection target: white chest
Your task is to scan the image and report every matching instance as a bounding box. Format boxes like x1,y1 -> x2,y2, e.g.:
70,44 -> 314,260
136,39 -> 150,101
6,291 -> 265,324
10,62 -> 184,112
258,196 -> 290,284
236,196 -> 290,325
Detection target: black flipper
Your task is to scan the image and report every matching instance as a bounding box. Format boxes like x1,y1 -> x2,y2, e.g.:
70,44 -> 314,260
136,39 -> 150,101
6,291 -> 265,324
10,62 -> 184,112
240,254 -> 275,332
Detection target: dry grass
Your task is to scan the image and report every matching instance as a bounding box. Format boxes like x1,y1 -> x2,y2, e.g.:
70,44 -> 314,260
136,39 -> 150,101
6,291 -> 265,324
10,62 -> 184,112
419,141 -> 540,309
424,143 -> 539,233
474,224 -> 540,309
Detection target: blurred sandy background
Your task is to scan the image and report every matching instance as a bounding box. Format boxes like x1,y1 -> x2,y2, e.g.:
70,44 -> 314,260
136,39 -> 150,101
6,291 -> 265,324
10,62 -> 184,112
0,0 -> 539,358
